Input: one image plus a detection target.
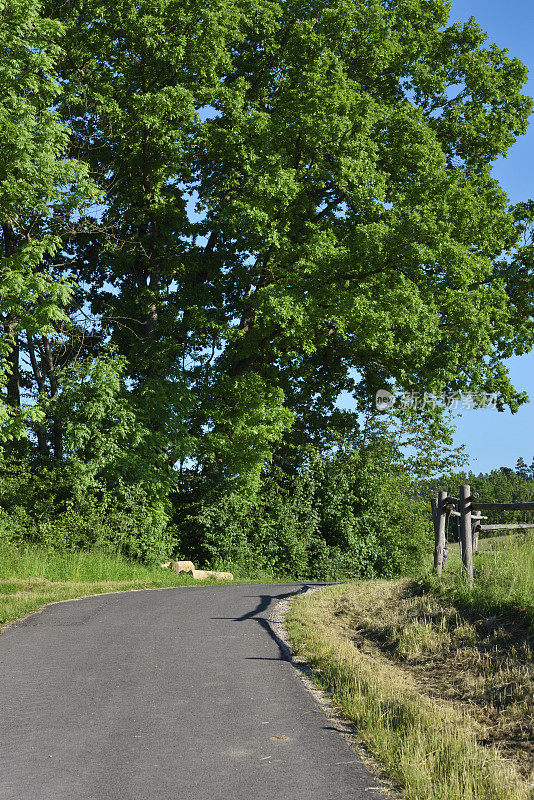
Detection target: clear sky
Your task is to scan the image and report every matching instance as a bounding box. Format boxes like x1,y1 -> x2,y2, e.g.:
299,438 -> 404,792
438,0 -> 534,474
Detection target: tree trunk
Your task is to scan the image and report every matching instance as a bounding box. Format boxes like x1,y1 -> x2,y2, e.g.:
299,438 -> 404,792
2,223 -> 21,411
41,335 -> 63,459
27,332 -> 49,456
5,319 -> 21,410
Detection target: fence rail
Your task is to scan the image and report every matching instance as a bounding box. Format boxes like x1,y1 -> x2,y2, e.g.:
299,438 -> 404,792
471,501 -> 534,511
479,522 -> 534,532
431,484 -> 534,587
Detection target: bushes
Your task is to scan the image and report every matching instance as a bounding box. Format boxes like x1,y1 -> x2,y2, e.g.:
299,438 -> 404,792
0,413 -> 435,577
0,354 -> 179,563
171,436 -> 432,580
0,456 -> 175,563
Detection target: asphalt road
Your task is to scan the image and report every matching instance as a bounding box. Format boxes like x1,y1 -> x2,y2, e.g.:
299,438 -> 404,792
0,584 -> 388,800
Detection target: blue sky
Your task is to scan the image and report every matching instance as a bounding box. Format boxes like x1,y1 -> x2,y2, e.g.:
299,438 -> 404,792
439,0 -> 534,473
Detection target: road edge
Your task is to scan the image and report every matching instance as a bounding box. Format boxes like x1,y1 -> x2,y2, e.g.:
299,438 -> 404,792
268,589 -> 402,800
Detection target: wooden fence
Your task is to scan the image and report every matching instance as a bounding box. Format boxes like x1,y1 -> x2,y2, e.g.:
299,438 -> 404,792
431,485 -> 534,587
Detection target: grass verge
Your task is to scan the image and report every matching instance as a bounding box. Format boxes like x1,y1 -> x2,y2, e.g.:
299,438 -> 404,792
0,544 -> 241,629
427,532 -> 534,628
285,580 -> 533,800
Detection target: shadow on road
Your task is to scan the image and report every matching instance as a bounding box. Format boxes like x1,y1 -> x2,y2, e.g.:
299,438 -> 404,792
212,584 -> 330,666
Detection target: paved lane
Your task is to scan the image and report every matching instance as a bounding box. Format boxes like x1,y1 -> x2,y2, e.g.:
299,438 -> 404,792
0,584 -> 387,800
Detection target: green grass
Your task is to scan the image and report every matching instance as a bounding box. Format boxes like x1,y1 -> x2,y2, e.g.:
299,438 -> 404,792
428,533 -> 534,627
0,545 -> 182,583
0,544 -> 240,629
283,534 -> 534,800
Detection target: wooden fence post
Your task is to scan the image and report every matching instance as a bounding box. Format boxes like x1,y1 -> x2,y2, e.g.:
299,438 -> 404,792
473,524 -> 479,552
433,490 -> 447,577
459,484 -> 473,588
431,497 -> 438,569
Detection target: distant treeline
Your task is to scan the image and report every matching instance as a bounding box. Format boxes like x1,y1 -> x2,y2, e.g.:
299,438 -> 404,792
430,459 -> 534,531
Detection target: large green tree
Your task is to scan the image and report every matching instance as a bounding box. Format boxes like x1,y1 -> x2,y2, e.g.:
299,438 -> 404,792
1,0 -> 533,569
43,0 -> 533,491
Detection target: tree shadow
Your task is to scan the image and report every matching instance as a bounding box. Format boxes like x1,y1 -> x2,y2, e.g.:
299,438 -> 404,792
211,583 -> 331,666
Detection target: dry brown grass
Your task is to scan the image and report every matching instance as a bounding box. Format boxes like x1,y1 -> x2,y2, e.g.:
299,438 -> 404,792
332,580 -> 533,781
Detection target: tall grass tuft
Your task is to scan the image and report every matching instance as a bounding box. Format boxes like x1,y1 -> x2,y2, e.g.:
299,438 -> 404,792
0,544 -> 171,583
431,533 -> 534,627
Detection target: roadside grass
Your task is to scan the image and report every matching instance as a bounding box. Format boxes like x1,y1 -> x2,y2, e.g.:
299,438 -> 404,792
427,532 -> 534,628
286,580 -> 533,800
0,544 -> 241,629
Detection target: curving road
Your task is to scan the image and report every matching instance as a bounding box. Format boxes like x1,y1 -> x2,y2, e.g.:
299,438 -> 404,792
0,584 -> 388,800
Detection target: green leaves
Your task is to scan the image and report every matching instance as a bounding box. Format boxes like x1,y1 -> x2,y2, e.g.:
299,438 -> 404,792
198,372 -> 294,489
0,0 -> 99,444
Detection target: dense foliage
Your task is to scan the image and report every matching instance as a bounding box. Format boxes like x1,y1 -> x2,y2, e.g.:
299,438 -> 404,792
0,414 -> 444,577
1,0 -> 533,575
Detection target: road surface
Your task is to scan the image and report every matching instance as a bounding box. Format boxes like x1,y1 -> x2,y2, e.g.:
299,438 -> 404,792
0,583 -> 388,800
